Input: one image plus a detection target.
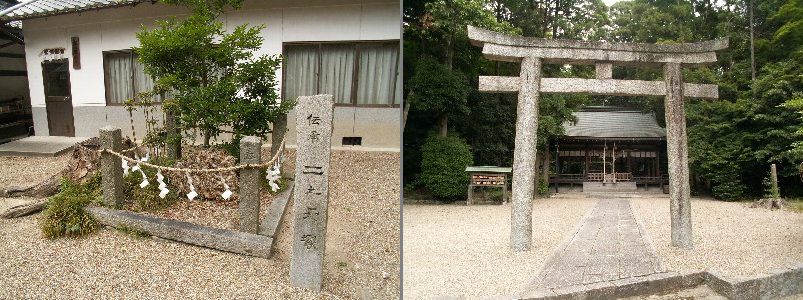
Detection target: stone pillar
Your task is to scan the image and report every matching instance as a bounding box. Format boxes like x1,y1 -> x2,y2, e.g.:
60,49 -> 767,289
663,62 -> 693,249
770,164 -> 779,198
238,136 -> 261,234
290,94 -> 334,291
595,62 -> 613,79
100,126 -> 124,208
510,57 -> 542,252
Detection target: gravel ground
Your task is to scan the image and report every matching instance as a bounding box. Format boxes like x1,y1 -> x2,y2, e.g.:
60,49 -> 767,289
0,150 -> 400,299
0,155 -> 70,189
631,197 -> 803,279
402,197 -> 597,299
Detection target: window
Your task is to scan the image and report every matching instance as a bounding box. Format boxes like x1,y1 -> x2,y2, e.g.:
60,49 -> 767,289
283,41 -> 400,106
103,50 -> 159,105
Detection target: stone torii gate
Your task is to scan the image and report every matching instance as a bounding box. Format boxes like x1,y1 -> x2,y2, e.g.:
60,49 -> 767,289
468,26 -> 728,251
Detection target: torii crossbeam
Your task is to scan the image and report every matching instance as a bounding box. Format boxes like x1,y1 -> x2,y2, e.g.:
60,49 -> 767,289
468,25 -> 728,251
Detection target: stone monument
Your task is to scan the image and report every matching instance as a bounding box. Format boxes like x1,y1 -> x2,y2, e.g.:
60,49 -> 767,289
289,94 -> 335,291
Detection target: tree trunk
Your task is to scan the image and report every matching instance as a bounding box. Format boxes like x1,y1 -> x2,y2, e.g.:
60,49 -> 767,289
203,131 -> 211,147
402,100 -> 411,133
1,199 -> 47,219
438,115 -> 448,137
165,110 -> 182,160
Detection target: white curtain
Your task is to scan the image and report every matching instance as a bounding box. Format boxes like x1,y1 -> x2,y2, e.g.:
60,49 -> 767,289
132,53 -> 156,101
105,52 -> 133,104
356,44 -> 399,105
320,44 -> 355,104
285,45 -> 319,102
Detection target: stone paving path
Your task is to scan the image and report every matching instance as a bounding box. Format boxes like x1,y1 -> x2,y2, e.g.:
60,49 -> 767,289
527,198 -> 664,289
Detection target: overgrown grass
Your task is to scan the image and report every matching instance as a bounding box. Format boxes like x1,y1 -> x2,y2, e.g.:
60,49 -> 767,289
40,173 -> 102,239
116,225 -> 151,238
787,199 -> 803,213
123,156 -> 178,212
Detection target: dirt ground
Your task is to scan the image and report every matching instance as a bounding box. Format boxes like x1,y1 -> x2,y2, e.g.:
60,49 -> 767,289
0,150 -> 400,299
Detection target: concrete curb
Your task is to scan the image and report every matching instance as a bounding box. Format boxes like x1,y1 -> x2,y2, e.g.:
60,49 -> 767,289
519,266 -> 803,299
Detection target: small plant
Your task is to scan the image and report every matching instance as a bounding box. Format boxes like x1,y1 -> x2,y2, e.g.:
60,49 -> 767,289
123,156 -> 178,212
419,134 -> 474,199
116,225 -> 152,238
40,174 -> 102,239
762,173 -> 781,199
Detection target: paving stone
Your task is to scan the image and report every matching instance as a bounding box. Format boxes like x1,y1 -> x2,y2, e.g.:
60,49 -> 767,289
528,198 -> 664,290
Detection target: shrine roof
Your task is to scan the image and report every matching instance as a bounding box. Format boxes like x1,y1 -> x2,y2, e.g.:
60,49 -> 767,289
562,107 -> 666,140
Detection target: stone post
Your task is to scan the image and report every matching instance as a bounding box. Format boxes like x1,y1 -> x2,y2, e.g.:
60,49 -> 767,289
664,62 -> 693,249
238,136 -> 261,234
511,57 -> 542,252
271,114 -> 289,176
770,164 -> 779,198
100,126 -> 124,208
290,94 -> 334,291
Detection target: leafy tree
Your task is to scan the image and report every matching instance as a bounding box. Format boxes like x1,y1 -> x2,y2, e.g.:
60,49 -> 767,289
135,0 -> 293,148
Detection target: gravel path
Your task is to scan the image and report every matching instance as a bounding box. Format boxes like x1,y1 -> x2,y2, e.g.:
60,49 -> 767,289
402,197 -> 597,299
0,155 -> 69,189
631,197 -> 803,279
0,151 -> 400,299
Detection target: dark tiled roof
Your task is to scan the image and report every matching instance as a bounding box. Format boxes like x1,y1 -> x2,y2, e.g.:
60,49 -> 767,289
562,107 -> 666,139
1,0 -> 142,21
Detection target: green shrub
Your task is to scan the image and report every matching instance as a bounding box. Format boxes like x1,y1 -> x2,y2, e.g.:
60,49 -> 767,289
420,135 -> 473,199
123,156 -> 178,212
537,176 -> 549,196
712,181 -> 746,201
116,225 -> 151,238
40,174 -> 102,239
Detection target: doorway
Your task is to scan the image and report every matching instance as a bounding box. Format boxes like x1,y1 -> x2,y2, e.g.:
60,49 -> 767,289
42,59 -> 74,136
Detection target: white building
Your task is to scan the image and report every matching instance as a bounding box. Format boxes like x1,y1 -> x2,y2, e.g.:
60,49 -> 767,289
1,0 -> 400,150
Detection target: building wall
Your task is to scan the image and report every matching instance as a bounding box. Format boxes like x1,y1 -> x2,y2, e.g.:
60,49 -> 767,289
22,0 -> 400,150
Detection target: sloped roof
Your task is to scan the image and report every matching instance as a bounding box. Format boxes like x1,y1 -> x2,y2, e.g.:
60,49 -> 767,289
562,107 -> 666,140
1,0 -> 142,21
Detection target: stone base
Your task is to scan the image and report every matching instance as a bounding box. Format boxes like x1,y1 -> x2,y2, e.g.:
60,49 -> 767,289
520,266 -> 803,300
582,181 -> 637,193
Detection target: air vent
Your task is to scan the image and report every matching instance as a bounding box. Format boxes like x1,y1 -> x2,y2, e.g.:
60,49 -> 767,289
342,137 -> 362,146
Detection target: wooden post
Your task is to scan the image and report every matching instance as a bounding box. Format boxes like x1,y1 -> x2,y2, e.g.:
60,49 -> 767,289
238,136 -> 261,234
664,62 -> 693,249
100,126 -> 124,208
510,57 -> 542,252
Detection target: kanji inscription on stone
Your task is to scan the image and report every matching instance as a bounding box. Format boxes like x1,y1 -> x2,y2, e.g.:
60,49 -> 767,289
289,94 -> 334,291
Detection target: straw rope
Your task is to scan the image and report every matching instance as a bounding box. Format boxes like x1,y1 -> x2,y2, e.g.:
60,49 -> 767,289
77,136 -> 286,173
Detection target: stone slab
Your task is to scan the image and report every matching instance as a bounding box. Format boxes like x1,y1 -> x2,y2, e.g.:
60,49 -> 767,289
289,94 -> 335,291
259,180 -> 294,238
87,207 -> 273,258
478,76 -> 718,99
0,135 -> 90,157
468,25 -> 729,53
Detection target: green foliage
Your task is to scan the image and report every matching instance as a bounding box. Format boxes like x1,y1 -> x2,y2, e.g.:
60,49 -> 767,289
407,57 -> 470,117
123,157 -> 178,212
40,174 -> 102,239
763,174 -> 782,199
537,176 -> 549,196
420,135 -> 473,199
135,0 -> 293,146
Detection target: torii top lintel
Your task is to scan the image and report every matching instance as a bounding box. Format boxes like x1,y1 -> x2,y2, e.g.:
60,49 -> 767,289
467,26 -> 729,66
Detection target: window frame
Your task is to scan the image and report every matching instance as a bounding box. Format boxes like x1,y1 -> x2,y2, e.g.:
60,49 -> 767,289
102,49 -> 162,106
281,40 -> 401,108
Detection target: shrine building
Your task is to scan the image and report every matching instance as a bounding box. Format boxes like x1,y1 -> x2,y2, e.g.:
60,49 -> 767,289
548,106 -> 669,193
